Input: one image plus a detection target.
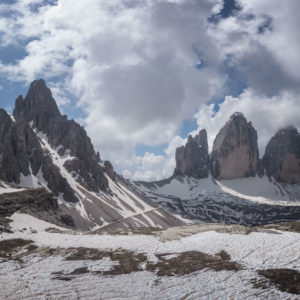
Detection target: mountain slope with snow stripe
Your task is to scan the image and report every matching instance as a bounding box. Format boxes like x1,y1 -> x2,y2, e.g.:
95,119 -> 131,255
0,181 -> 25,194
0,80 -> 185,230
15,129 -> 185,230
135,176 -> 300,226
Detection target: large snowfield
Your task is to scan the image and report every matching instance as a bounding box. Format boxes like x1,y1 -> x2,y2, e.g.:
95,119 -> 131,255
1,213 -> 300,299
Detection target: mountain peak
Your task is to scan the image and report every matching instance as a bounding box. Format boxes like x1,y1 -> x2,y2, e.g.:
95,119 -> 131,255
173,128 -> 210,179
276,125 -> 298,135
231,111 -> 245,118
210,113 -> 259,179
30,78 -> 47,88
13,79 -> 61,131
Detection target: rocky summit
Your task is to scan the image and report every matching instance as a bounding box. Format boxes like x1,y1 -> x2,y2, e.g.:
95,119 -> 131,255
14,79 -> 108,195
263,126 -> 300,184
173,129 -> 210,179
210,112 -> 259,180
0,79 -> 108,203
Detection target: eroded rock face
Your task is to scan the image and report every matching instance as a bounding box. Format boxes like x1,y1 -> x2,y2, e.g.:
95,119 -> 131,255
210,113 -> 259,180
173,129 -> 210,179
0,110 -> 43,184
263,126 -> 300,184
0,79 -> 112,202
14,80 -> 61,132
104,161 -> 116,181
13,80 -> 108,194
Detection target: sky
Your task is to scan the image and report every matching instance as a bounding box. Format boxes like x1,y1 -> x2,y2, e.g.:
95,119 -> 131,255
0,0 -> 299,181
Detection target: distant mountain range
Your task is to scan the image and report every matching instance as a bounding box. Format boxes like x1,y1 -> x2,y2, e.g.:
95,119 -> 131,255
0,79 -> 299,230
135,112 -> 300,226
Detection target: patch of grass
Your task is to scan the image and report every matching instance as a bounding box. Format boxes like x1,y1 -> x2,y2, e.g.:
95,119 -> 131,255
65,248 -> 108,261
91,227 -> 161,236
71,267 -> 89,275
253,269 -> 300,295
52,274 -> 74,281
216,250 -> 231,261
147,250 -> 243,276
65,248 -> 242,278
0,218 -> 12,233
65,247 -> 147,275
0,239 -> 36,260
264,221 -> 300,233
103,251 -> 147,275
45,227 -> 65,233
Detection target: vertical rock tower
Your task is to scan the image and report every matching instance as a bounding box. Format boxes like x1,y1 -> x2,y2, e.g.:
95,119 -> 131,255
210,112 -> 259,180
173,129 -> 210,179
263,126 -> 300,184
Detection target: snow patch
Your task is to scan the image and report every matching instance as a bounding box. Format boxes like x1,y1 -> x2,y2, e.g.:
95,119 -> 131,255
0,181 -> 24,194
8,212 -> 66,232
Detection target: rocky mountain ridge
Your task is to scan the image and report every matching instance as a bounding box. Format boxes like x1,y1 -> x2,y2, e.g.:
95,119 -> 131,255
13,80 -> 109,198
135,112 -> 300,226
0,79 -> 184,230
135,175 -> 300,226
173,112 -> 299,183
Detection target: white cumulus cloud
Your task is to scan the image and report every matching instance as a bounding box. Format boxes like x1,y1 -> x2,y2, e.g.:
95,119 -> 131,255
0,0 -> 299,180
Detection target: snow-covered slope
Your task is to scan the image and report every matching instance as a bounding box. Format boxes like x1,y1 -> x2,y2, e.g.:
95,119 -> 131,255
135,176 -> 300,226
17,130 -> 184,230
1,212 -> 300,299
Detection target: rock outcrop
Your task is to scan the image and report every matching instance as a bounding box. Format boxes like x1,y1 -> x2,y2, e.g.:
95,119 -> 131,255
0,109 -> 43,184
0,187 -> 75,232
263,126 -> 300,184
173,129 -> 210,179
104,161 -> 116,181
210,112 -> 259,180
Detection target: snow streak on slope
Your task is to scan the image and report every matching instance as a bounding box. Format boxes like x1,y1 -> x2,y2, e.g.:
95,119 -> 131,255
138,176 -> 300,205
135,176 -> 300,226
1,212 -> 300,299
17,129 -> 184,230
0,181 -> 25,194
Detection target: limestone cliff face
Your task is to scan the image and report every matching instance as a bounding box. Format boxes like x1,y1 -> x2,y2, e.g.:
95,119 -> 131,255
173,129 -> 210,179
0,79 -> 112,202
14,80 -> 61,132
13,80 -> 108,193
210,113 -> 259,180
0,109 -> 43,184
263,126 -> 300,184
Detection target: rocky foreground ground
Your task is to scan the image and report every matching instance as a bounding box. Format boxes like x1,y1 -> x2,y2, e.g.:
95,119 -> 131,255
1,213 -> 300,299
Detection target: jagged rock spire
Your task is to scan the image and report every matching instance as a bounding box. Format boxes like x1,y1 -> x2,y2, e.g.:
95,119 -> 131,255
13,79 -> 61,132
173,129 -> 210,179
